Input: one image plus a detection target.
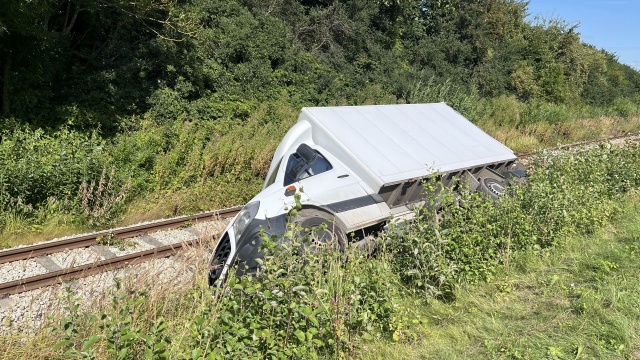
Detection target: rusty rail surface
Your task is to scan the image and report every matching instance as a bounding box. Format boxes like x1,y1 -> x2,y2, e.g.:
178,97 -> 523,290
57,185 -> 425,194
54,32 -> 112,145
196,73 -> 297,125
517,133 -> 639,159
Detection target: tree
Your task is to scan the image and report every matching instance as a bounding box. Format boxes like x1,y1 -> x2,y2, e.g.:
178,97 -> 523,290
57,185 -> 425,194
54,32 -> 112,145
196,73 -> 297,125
0,0 -> 189,129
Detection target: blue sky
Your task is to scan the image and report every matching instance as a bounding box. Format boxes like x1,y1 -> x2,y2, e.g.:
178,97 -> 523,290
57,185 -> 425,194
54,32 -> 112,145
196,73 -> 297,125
526,0 -> 640,70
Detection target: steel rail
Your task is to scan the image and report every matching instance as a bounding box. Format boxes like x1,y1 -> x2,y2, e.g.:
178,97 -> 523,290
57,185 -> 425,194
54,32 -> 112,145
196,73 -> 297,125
0,240 -> 199,296
0,206 -> 242,265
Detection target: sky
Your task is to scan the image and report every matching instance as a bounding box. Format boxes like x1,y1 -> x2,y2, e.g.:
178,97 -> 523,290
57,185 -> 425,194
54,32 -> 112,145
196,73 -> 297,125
526,0 -> 640,70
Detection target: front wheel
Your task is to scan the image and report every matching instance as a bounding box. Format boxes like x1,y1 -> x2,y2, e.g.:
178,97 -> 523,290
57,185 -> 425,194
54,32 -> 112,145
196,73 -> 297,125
294,209 -> 347,253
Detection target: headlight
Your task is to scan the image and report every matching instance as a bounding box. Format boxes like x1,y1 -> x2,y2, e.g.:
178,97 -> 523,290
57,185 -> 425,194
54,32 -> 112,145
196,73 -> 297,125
233,201 -> 260,243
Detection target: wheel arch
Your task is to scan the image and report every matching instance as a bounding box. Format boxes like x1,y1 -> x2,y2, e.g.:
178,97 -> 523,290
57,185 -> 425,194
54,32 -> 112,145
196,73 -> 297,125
292,205 -> 348,236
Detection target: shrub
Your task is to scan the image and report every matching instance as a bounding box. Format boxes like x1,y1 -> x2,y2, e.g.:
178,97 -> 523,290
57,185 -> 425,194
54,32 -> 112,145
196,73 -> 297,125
180,215 -> 398,358
385,143 -> 640,297
45,143 -> 640,358
609,97 -> 640,118
0,128 -> 111,213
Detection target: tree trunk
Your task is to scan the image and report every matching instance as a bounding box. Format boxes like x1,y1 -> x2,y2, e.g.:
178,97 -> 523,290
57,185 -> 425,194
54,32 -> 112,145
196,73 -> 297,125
2,53 -> 10,116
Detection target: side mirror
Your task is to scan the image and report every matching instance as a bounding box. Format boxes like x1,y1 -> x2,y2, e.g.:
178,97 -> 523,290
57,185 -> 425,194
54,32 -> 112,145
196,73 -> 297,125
296,143 -> 317,165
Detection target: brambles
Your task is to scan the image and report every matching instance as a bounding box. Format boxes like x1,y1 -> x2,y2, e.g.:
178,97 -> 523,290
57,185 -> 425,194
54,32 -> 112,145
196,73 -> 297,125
385,143 -> 640,300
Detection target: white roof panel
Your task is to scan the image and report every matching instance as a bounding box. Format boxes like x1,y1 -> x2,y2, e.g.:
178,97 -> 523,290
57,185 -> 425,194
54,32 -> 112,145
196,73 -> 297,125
300,103 -> 516,186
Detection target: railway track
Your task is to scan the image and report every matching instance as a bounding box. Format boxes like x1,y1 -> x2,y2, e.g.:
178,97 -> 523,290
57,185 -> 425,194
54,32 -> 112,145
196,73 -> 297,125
1,132 -> 638,299
517,133 -> 640,159
0,206 -> 241,296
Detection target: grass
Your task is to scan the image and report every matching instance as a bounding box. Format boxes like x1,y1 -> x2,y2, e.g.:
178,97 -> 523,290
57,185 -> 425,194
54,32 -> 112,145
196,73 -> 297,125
0,212 -> 86,248
481,116 -> 640,154
361,192 -> 640,359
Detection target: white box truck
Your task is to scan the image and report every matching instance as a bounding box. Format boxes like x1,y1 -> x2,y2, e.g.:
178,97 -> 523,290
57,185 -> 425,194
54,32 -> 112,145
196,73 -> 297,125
208,103 -> 526,285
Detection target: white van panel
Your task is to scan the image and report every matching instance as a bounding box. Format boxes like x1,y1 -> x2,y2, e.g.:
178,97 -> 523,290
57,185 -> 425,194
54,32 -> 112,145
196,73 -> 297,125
300,103 -> 516,189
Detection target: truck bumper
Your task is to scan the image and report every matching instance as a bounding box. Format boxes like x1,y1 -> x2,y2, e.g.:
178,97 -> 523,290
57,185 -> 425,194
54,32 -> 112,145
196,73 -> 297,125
208,214 -> 287,286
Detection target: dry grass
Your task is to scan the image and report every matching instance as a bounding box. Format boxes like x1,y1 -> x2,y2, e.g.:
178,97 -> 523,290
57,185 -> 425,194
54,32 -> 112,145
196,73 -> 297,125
481,116 -> 640,154
0,214 -> 86,249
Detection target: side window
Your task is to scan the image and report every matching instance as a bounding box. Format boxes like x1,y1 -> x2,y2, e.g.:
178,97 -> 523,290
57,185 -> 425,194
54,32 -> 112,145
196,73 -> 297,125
265,156 -> 283,188
283,150 -> 332,186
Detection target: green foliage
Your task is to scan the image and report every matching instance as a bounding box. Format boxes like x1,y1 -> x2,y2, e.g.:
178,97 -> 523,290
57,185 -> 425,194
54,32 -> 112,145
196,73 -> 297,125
385,143 -> 640,298
2,0 -> 640,234
54,280 -> 171,359
2,2 -> 640,354
97,281 -> 171,360
174,201 -> 398,358
0,127 -> 136,232
53,288 -> 91,358
52,216 -> 398,359
3,0 -> 640,130
0,128 -> 109,211
361,195 -> 640,359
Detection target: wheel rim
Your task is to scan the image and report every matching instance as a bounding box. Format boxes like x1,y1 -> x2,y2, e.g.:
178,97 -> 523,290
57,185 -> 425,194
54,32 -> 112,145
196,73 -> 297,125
483,178 -> 505,197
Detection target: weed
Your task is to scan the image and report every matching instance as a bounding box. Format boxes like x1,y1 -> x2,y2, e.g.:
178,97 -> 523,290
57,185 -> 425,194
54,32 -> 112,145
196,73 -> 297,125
179,220 -> 193,229
96,232 -> 135,251
78,167 -> 131,227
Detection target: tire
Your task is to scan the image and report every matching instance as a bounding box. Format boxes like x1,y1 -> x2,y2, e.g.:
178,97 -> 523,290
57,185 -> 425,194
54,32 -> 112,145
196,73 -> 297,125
478,177 -> 506,199
294,209 -> 347,253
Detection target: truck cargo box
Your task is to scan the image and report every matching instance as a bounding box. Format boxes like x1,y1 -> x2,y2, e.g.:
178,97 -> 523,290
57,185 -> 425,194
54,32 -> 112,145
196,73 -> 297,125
299,103 -> 517,191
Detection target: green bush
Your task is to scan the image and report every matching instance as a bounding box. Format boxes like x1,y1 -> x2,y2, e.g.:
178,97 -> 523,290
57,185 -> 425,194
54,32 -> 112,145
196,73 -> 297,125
608,97 -> 640,118
0,128 -> 136,228
385,143 -> 640,297
54,215 -> 399,358
181,212 -> 398,358
0,128 -> 111,212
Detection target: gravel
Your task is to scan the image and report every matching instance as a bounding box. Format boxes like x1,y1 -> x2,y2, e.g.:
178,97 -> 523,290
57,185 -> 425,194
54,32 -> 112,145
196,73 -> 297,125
109,237 -> 156,257
48,248 -> 102,269
139,228 -> 197,247
0,259 -> 48,284
0,217 -> 231,334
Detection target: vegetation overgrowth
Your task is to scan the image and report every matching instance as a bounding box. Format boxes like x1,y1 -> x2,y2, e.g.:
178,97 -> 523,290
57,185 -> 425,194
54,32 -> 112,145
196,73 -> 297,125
2,0 -> 640,244
1,142 -> 638,359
